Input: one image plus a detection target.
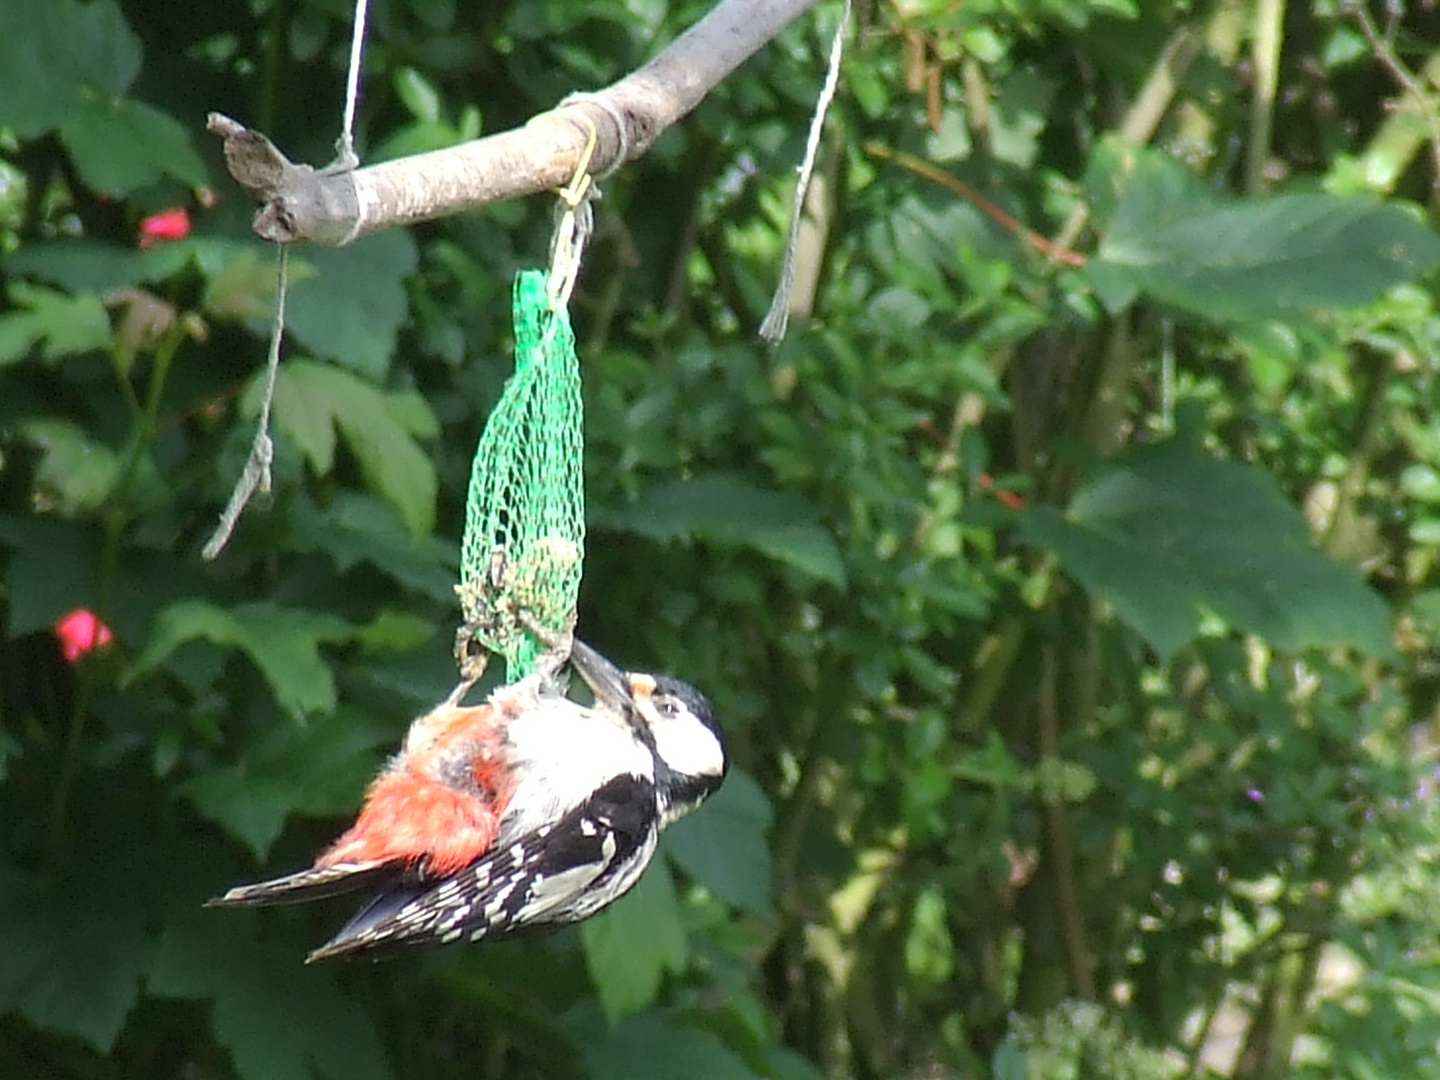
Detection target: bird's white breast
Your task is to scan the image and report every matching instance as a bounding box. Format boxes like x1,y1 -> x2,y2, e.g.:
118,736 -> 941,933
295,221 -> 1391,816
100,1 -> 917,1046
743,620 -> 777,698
498,694 -> 654,838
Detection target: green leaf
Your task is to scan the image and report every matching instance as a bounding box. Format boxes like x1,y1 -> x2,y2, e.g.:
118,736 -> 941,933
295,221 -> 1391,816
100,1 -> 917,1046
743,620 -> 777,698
0,0 -> 140,134
1032,755 -> 1098,804
991,1038 -> 1029,1080
291,492 -> 458,602
1018,438 -> 1394,658
270,361 -> 339,472
0,862 -> 151,1052
569,1007 -> 760,1080
1092,164 -> 1440,323
1086,139 -> 1217,250
663,769 -> 773,918
394,67 -> 442,122
0,515 -> 101,635
904,885 -> 955,983
0,0 -> 204,193
952,730 -> 1029,788
180,708 -> 390,858
0,282 -> 111,366
149,917 -> 393,1080
181,771 -> 303,863
200,240 -> 301,320
130,599 -> 352,717
595,475 -> 846,587
61,95 -> 208,195
581,863 -> 688,1022
284,231 -> 418,379
1401,464 -> 1440,503
257,360 -> 439,538
6,237 -> 226,294
15,419 -> 121,514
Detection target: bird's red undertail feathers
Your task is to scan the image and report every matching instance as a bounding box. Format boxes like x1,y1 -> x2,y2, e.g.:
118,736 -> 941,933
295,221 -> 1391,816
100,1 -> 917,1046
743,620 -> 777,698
318,704 -> 516,876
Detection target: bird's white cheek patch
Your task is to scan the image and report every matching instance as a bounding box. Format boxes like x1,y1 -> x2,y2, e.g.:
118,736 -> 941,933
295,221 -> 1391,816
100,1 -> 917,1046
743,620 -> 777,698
652,720 -> 725,780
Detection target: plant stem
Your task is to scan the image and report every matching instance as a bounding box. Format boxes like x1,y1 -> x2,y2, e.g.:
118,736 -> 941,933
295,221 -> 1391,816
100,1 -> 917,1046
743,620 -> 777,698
1317,344 -> 1390,560
1246,0 -> 1284,194
1053,23 -> 1203,253
1037,642 -> 1095,1000
43,326 -> 184,875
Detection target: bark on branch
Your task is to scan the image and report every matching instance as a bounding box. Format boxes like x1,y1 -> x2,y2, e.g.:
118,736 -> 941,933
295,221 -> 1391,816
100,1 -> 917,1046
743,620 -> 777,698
210,0 -> 821,245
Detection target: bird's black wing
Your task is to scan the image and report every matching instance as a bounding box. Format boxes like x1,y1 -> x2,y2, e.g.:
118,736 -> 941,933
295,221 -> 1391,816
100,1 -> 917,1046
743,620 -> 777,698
207,860 -> 401,907
309,772 -> 658,961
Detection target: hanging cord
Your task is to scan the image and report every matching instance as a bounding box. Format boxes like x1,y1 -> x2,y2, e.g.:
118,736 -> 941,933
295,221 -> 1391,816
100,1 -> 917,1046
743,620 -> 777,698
204,0 -> 371,559
202,247 -> 291,559
335,0 -> 370,170
759,0 -> 850,343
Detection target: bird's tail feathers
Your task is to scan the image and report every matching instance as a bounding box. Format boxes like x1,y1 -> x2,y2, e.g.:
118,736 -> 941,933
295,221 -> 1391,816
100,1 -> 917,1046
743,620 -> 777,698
206,861 -> 396,908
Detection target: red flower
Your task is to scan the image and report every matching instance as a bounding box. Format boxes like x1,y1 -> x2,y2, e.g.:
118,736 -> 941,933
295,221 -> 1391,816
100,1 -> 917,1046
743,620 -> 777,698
54,608 -> 114,663
138,206 -> 191,249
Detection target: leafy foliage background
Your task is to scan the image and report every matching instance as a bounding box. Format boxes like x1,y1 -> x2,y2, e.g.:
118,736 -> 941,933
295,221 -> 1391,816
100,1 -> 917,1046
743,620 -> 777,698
4,1 -> 1440,1078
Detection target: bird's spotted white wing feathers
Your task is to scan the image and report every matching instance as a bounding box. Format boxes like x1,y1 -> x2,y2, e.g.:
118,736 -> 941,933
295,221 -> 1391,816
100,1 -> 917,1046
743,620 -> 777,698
307,772 -> 659,961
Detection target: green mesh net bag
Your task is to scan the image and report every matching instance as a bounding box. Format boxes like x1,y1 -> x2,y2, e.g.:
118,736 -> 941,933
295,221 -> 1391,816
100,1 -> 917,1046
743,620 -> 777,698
456,270 -> 584,679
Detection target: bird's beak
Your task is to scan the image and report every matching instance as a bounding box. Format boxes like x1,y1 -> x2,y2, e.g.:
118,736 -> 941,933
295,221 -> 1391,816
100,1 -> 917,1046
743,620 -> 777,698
568,638 -> 634,709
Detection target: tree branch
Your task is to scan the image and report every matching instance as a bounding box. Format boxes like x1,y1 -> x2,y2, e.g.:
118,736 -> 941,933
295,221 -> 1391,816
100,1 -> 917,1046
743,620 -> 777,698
211,0 -> 821,245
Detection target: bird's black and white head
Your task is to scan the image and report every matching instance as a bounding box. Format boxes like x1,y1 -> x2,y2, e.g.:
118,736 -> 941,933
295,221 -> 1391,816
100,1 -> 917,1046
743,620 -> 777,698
568,640 -> 728,824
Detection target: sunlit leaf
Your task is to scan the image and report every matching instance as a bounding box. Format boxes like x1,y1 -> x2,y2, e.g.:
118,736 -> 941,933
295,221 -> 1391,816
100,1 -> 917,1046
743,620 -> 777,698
253,359 -> 439,538
1020,438 -> 1394,658
130,599 -> 352,717
1091,146 -> 1440,322
15,419 -> 120,515
595,475 -> 846,587
0,283 -> 110,366
904,885 -> 954,983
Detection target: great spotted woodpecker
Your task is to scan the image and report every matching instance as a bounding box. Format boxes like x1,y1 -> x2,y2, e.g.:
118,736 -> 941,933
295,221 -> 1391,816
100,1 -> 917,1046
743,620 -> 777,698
209,639 -> 727,961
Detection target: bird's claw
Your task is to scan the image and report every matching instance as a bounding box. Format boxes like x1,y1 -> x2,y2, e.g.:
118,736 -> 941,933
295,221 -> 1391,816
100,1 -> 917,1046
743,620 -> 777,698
516,607 -> 577,680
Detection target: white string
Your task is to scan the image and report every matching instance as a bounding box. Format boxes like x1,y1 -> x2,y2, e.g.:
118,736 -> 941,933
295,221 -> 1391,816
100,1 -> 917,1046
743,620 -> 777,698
202,246 -> 291,560
548,198 -> 594,312
759,0 -> 850,343
206,0 -> 369,557
336,0 -> 371,168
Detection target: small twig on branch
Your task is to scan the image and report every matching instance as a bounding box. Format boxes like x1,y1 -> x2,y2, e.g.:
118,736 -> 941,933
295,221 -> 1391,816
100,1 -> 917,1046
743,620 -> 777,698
212,0 -> 821,245
864,142 -> 1087,267
1344,0 -> 1440,195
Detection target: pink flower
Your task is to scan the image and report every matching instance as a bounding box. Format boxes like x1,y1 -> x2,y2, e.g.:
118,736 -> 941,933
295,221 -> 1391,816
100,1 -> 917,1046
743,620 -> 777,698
54,608 -> 114,663
138,207 -> 191,249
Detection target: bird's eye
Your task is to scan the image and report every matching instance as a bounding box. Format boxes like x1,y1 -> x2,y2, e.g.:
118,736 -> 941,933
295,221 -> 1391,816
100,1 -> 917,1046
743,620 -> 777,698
657,698 -> 681,719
